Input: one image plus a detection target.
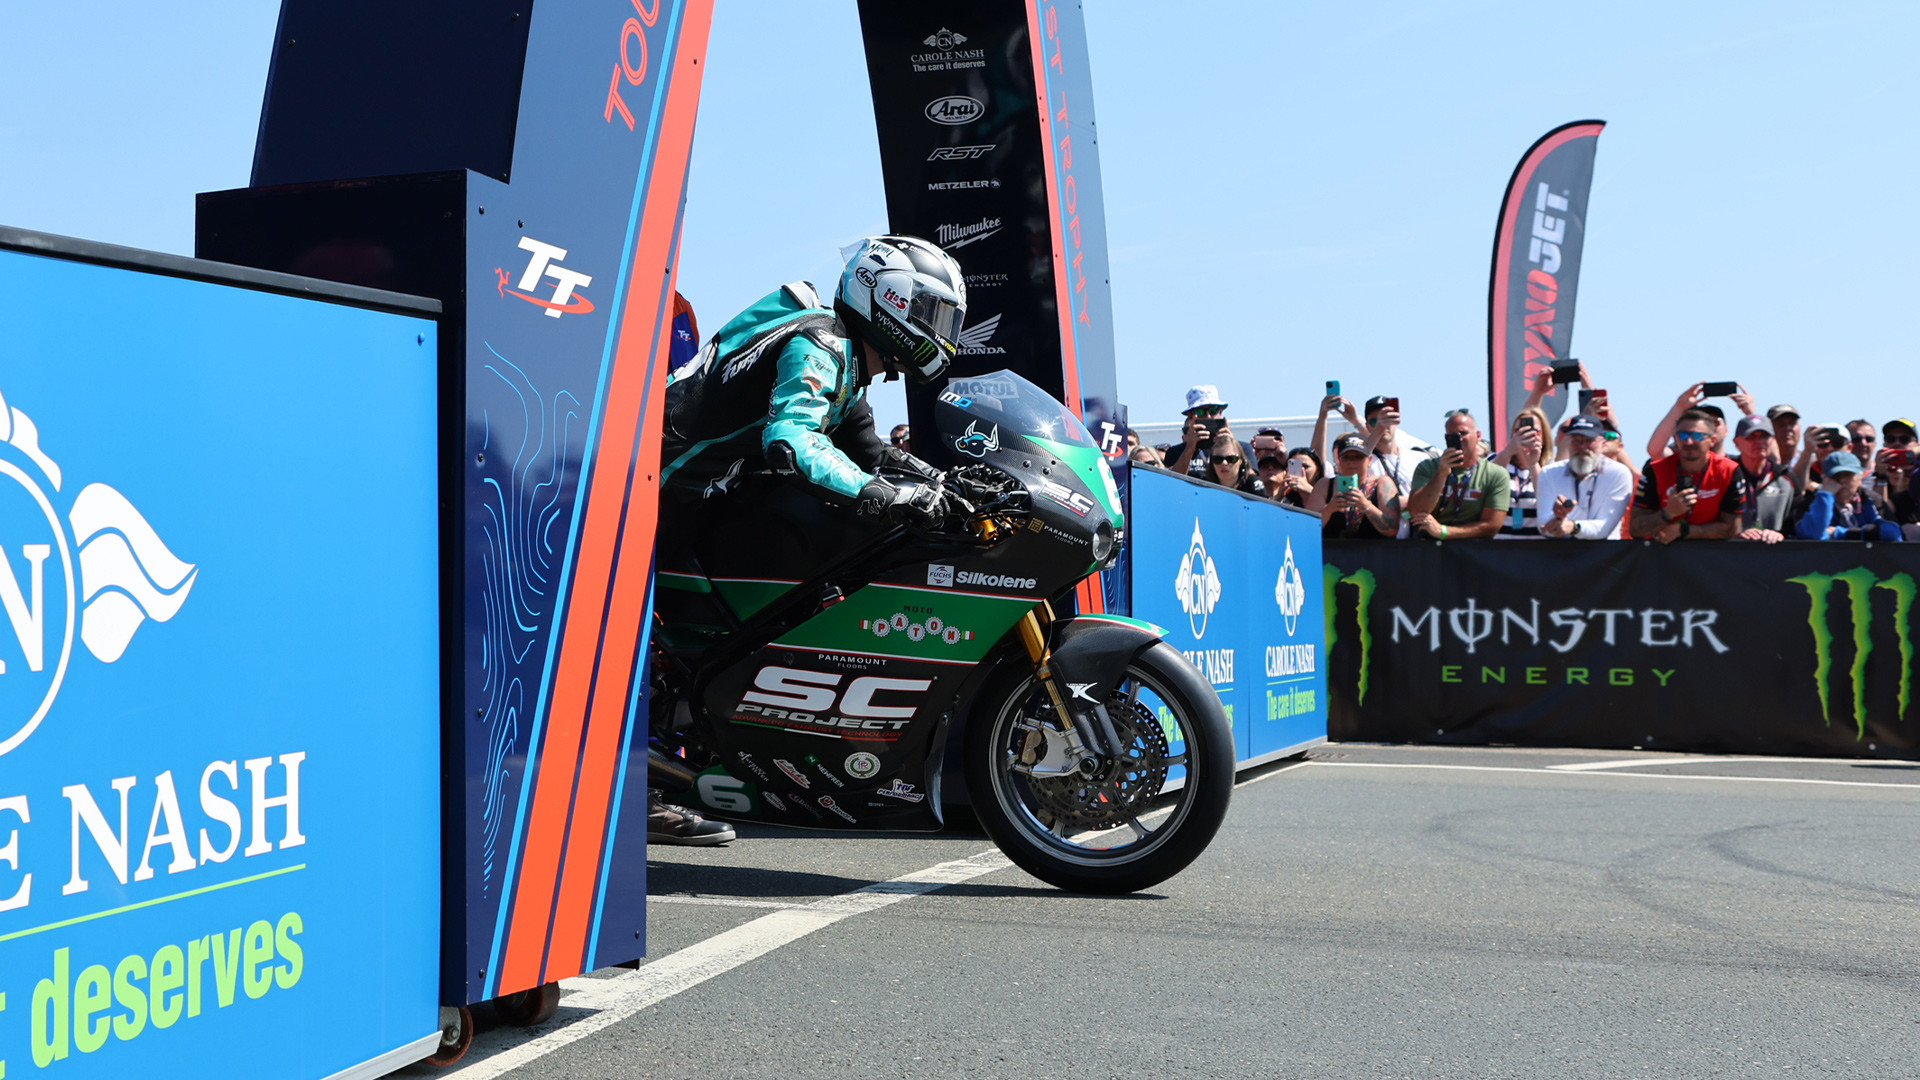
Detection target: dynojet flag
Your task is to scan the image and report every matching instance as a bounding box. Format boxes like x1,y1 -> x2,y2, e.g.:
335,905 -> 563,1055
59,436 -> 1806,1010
1488,120 -> 1604,438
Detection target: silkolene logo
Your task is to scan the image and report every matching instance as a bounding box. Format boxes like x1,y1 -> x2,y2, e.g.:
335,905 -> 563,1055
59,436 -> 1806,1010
0,383 -> 198,757
495,236 -> 594,318
1789,568 -> 1917,738
925,95 -> 985,126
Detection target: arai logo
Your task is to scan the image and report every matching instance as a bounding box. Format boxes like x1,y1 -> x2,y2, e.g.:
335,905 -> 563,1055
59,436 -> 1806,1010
0,383 -> 197,757
925,96 -> 984,125
1175,518 -> 1222,639
1275,537 -> 1306,636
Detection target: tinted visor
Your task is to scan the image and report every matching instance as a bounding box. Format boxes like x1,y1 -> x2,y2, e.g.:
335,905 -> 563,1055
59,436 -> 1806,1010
909,290 -> 965,346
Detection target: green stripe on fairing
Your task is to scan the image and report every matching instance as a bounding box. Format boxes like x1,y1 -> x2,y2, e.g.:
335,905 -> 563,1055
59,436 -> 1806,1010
776,582 -> 1036,661
659,571 -> 713,593
1074,613 -> 1168,638
714,578 -> 799,619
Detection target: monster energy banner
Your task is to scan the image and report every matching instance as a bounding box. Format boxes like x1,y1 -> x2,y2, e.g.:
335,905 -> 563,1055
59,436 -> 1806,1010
1326,541 -> 1919,757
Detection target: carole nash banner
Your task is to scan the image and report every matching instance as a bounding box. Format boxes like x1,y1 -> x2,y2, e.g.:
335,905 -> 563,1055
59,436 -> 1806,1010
1131,468 -> 1326,766
1326,541 -> 1920,757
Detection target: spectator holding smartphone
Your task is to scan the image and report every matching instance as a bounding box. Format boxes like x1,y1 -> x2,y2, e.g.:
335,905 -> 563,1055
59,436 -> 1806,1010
1309,433 -> 1400,539
1794,451 -> 1901,541
1882,419 -> 1920,525
1794,424 -> 1850,494
1493,406 -> 1551,536
1405,410 -> 1510,540
1768,405 -> 1802,468
1166,385 -> 1230,478
1537,415 -> 1633,539
1629,409 -> 1745,542
1731,416 -> 1795,542
1274,448 -> 1322,507
1204,434 -> 1264,495
1646,382 -> 1755,461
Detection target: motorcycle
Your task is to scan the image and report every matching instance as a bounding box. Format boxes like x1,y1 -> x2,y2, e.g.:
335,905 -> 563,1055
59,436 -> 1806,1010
648,370 -> 1232,893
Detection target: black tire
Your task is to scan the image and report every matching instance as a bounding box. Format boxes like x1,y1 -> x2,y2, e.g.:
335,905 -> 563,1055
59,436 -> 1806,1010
965,640 -> 1233,893
495,981 -> 560,1026
422,1006 -> 474,1068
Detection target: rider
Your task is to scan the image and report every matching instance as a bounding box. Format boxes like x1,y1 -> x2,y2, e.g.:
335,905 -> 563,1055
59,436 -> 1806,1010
647,235 -> 970,845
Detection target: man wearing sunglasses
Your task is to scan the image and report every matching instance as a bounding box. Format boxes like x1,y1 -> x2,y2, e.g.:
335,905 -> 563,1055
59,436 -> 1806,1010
1167,385 -> 1232,479
1629,410 -> 1745,542
1879,418 -> 1920,527
1731,415 -> 1795,542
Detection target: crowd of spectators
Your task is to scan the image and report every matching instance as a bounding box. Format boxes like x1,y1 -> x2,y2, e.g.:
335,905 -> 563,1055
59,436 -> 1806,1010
1141,375 -> 1920,543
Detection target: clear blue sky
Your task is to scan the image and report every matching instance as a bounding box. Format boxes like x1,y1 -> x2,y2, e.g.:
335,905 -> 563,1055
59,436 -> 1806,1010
5,2 -> 1915,450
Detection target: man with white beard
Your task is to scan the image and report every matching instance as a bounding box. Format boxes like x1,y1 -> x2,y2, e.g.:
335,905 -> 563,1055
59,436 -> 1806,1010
1537,414 -> 1633,539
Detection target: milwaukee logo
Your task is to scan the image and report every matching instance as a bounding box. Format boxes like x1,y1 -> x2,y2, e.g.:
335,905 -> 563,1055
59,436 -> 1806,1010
935,218 -> 1002,250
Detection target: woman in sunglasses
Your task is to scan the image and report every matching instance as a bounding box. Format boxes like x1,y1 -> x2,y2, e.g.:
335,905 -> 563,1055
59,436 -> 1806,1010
1204,433 -> 1265,496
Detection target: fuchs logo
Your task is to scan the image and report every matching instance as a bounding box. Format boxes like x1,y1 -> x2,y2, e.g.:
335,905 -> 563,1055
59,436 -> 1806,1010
926,563 -> 954,587
495,237 -> 594,318
876,779 -> 925,803
955,314 -> 1005,357
925,95 -> 985,126
935,218 -> 1002,251
928,145 -> 994,161
1274,537 -> 1306,636
953,419 -> 1001,457
0,384 -> 197,758
1788,569 -> 1916,738
843,751 -> 881,779
1175,519 -> 1222,638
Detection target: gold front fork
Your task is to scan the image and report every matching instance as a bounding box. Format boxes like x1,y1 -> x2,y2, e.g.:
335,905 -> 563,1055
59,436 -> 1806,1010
1017,602 -> 1075,724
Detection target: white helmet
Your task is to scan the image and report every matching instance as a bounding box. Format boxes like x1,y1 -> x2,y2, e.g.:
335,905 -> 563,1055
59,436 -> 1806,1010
835,236 -> 967,382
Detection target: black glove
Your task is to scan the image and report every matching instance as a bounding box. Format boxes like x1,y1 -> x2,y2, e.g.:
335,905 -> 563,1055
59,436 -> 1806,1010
856,476 -> 969,528
878,446 -> 942,484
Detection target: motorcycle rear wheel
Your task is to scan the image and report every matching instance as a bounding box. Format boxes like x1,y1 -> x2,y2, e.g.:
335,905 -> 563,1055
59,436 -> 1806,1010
966,640 -> 1233,894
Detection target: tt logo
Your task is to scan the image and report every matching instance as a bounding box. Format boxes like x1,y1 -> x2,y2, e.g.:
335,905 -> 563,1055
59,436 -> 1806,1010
496,237 -> 595,318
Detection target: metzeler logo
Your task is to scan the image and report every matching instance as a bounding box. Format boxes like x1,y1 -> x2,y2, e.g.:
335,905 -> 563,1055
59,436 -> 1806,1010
955,314 -> 1005,357
1788,569 -> 1915,738
936,218 -> 1002,250
0,383 -> 197,757
925,96 -> 985,125
1274,537 -> 1306,636
1175,519 -> 1222,639
495,237 -> 594,318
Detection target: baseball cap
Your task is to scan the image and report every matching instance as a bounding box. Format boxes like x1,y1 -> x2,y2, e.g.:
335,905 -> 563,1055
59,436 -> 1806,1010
1332,433 -> 1368,457
1822,451 -> 1863,476
1735,415 -> 1772,439
1183,385 -> 1227,412
1767,404 -> 1801,422
1563,414 -> 1606,437
1363,395 -> 1394,416
1697,403 -> 1726,421
1885,418 -> 1916,436
1255,427 -> 1284,439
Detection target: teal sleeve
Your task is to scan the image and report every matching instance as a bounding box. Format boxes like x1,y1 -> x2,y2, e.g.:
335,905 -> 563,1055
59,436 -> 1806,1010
763,337 -> 870,501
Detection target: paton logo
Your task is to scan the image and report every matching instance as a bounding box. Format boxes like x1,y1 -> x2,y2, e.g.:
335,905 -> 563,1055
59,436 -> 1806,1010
1275,538 -> 1306,636
925,96 -> 985,126
0,383 -> 197,757
495,237 -> 595,318
1175,519 -> 1222,638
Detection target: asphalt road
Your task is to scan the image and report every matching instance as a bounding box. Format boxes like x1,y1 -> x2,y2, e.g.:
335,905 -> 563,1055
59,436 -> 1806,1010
410,744 -> 1920,1079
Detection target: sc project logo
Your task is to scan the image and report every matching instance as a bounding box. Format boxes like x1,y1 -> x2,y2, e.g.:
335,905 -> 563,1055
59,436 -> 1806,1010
0,383 -> 198,758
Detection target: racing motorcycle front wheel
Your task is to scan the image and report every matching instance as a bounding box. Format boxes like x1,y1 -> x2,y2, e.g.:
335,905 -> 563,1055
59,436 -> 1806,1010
965,641 -> 1234,894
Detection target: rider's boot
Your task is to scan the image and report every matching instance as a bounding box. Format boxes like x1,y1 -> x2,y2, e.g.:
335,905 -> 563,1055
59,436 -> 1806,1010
648,790 -> 737,846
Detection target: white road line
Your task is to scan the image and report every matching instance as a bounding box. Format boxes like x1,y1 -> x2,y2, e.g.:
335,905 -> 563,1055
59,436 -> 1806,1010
1235,758 -> 1313,789
440,847 -> 1013,1079
645,895 -> 805,910
1308,760 -> 1920,792
1547,755 -> 1867,772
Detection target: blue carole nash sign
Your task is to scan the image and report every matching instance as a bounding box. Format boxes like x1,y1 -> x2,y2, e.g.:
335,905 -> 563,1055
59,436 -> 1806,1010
1128,467 -> 1326,765
0,241 -> 441,1078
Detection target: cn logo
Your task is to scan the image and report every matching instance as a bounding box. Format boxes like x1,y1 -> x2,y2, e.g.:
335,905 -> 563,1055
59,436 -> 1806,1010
495,237 -> 595,318
0,383 -> 197,758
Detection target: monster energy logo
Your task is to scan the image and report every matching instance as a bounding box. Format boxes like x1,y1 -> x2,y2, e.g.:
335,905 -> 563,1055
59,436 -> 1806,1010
1787,569 -> 1915,738
1324,564 -> 1376,705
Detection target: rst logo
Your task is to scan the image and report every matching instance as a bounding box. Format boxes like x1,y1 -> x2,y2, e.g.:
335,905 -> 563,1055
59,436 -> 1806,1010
738,666 -> 933,731
0,384 -> 197,757
928,144 -> 994,161
495,237 -> 595,318
924,96 -> 984,126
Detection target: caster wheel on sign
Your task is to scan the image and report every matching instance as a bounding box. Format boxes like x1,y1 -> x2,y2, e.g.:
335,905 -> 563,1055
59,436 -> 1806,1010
422,1005 -> 474,1068
495,981 -> 561,1026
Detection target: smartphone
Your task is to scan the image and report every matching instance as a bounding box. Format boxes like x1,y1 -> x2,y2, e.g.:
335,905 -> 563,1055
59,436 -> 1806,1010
1381,397 -> 1400,414
1701,381 -> 1740,398
1676,473 -> 1696,491
1578,388 -> 1607,412
1551,360 -> 1581,385
1251,436 -> 1280,453
1326,380 -> 1341,398
1515,416 -> 1537,433
1286,458 -> 1305,478
1197,415 -> 1226,438
1444,431 -> 1465,452
1334,474 -> 1358,494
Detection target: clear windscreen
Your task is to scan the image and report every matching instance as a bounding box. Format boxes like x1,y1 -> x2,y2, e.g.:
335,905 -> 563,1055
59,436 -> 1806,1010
939,370 -> 1097,449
